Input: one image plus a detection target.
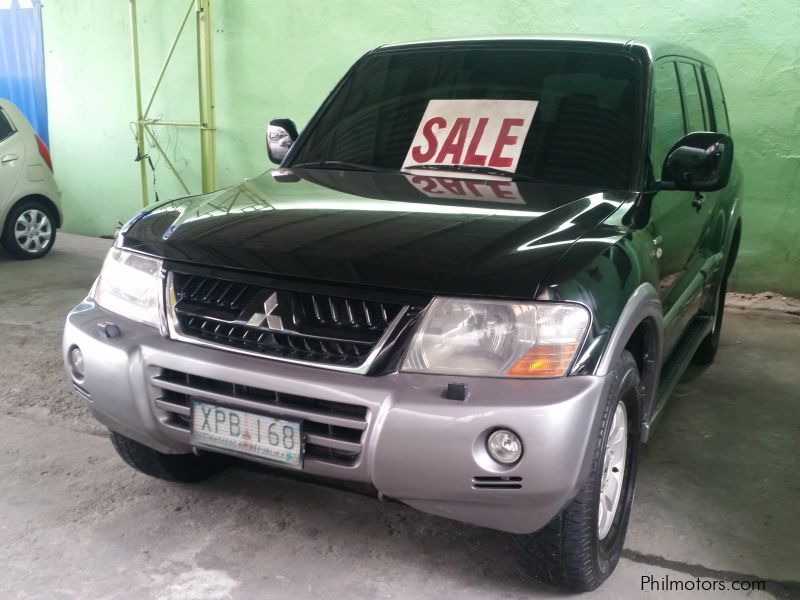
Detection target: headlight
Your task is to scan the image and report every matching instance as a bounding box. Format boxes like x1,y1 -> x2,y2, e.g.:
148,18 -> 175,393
93,248 -> 163,328
401,298 -> 590,378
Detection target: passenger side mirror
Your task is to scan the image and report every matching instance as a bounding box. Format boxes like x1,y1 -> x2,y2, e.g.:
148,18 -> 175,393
266,118 -> 298,165
659,132 -> 733,192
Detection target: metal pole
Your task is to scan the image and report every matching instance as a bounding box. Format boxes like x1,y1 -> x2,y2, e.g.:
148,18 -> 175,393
129,0 -> 150,206
140,119 -> 203,127
196,0 -> 216,193
142,0 -> 195,119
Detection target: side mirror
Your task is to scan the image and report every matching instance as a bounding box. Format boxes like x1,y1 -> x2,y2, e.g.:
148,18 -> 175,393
266,118 -> 298,165
659,132 -> 733,192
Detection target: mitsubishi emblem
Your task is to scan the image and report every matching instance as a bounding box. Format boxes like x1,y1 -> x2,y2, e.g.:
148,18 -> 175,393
246,292 -> 284,331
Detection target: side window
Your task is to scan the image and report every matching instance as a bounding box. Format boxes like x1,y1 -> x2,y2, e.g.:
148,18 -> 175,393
0,109 -> 15,143
677,62 -> 707,132
651,61 -> 685,172
704,66 -> 730,134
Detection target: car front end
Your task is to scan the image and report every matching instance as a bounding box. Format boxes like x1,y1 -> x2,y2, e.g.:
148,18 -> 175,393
63,233 -> 620,534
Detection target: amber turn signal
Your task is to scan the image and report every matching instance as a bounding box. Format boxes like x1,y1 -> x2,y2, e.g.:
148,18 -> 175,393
506,343 -> 579,377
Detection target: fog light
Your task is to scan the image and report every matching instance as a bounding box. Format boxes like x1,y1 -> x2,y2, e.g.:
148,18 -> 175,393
487,429 -> 522,464
69,346 -> 85,380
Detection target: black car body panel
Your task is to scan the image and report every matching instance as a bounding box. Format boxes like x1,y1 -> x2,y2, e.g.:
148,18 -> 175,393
122,171 -> 629,299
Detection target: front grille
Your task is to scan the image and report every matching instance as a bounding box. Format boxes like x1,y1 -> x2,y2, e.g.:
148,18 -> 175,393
169,272 -> 407,368
151,368 -> 369,466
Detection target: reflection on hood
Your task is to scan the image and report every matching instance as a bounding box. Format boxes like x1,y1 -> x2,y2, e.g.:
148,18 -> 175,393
122,170 -> 632,298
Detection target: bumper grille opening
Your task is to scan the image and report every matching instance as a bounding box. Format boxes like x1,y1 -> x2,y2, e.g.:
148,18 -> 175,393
472,476 -> 523,490
170,272 -> 407,368
151,368 -> 368,466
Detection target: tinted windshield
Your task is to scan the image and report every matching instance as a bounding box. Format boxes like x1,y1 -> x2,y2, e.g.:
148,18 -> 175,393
290,45 -> 643,189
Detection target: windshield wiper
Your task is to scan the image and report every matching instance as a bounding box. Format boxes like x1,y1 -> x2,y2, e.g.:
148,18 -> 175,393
291,160 -> 393,173
291,161 -> 544,182
403,164 -> 543,183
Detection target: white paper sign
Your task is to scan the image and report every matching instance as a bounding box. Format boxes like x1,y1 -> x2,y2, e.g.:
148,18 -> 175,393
402,99 -> 538,179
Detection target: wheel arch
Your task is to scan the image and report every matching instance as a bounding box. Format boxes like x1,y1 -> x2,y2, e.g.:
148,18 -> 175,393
595,282 -> 663,443
3,193 -> 62,229
623,318 -> 659,431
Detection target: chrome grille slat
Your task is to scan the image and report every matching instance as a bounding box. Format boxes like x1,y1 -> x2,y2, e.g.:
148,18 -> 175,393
177,313 -> 374,356
310,295 -> 323,322
327,297 -> 339,323
304,433 -> 362,453
154,398 -> 190,416
224,283 -> 250,308
362,301 -> 373,326
160,419 -> 192,435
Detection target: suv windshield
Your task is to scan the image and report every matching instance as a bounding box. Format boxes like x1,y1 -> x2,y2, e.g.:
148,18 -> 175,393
290,45 -> 643,190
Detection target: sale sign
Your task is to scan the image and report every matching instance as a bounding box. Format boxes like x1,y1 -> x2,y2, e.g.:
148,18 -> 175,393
402,99 -> 538,179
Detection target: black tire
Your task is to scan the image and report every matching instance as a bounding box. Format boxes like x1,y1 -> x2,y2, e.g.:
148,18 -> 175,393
692,229 -> 739,366
512,350 -> 641,592
109,430 -> 229,483
691,276 -> 727,365
1,198 -> 57,259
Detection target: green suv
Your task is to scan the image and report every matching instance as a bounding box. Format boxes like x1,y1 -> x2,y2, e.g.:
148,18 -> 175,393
64,37 -> 740,592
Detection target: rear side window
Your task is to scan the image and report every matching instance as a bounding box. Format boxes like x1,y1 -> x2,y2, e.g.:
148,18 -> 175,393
704,66 -> 730,134
0,109 -> 14,143
651,61 -> 685,171
677,62 -> 707,132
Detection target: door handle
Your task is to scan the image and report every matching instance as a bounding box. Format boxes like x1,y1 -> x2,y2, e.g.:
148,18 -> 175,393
1,154 -> 19,164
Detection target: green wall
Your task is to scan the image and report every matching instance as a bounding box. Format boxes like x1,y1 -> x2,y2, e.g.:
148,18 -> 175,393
41,0 -> 800,295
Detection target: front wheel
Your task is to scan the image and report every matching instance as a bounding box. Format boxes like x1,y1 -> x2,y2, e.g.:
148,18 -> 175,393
512,350 -> 641,592
109,431 -> 229,483
1,199 -> 57,259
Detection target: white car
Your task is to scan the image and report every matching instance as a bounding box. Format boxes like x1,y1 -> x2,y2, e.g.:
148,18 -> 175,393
0,98 -> 62,259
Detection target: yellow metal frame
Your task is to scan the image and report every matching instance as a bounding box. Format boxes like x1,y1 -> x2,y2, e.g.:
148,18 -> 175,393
129,0 -> 217,206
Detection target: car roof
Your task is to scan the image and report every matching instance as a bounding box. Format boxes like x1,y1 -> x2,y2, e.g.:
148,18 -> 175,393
375,35 -> 715,67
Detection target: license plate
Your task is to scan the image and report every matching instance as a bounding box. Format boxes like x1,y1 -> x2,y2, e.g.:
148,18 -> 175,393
191,400 -> 302,468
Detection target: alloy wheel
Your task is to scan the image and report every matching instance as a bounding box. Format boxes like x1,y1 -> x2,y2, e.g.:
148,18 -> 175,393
14,209 -> 52,254
598,400 -> 627,540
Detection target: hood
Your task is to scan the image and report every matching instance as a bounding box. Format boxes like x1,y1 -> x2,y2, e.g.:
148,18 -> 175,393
121,169 -> 629,299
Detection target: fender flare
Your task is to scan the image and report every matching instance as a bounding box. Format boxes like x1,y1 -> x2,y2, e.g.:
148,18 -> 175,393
595,282 -> 663,441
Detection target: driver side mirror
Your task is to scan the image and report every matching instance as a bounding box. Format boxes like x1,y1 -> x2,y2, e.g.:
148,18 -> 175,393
266,118 -> 298,165
659,132 -> 733,192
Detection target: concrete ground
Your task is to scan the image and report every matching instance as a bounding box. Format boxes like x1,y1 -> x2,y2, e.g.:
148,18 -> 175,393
0,233 -> 798,600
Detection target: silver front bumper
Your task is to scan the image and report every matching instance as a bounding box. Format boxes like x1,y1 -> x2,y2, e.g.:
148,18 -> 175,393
63,301 -> 612,534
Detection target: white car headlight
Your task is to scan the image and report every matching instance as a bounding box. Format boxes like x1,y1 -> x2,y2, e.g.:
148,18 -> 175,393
93,248 -> 163,328
401,298 -> 590,378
